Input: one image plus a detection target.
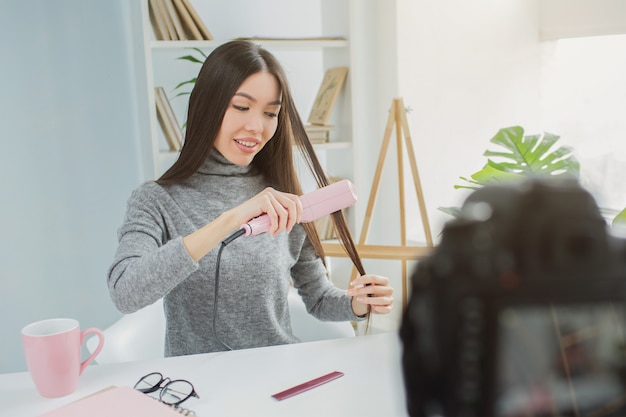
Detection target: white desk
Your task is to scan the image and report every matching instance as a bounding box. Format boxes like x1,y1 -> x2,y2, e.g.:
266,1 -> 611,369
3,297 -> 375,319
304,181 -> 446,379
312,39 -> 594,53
0,332 -> 408,416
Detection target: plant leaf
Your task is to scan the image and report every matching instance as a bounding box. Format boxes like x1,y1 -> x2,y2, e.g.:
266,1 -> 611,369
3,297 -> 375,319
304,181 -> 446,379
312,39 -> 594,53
170,48 -> 207,127
438,206 -> 462,218
469,161 -> 525,186
467,126 -> 579,185
613,207 -> 626,226
174,78 -> 197,90
177,55 -> 204,64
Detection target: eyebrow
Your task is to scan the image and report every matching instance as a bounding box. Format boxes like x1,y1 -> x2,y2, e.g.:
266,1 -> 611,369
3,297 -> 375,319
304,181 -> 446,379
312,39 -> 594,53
234,92 -> 281,106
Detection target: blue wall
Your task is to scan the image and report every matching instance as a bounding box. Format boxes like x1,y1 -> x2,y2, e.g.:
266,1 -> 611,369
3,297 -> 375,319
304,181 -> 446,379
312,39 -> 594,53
0,0 -> 143,373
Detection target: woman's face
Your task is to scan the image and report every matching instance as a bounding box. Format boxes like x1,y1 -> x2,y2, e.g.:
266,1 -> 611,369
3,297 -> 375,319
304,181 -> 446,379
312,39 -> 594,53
214,71 -> 281,166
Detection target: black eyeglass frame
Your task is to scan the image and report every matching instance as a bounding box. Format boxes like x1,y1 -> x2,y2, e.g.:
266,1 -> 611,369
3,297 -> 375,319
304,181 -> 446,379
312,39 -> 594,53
134,371 -> 200,406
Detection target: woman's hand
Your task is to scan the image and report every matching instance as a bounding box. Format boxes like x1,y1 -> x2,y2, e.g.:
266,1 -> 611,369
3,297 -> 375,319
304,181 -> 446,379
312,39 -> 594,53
183,187 -> 302,262
235,187 -> 303,236
347,274 -> 394,316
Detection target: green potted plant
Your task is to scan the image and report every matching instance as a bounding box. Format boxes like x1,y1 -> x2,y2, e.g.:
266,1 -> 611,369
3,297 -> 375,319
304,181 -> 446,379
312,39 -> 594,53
440,125 -> 626,227
439,125 -> 580,218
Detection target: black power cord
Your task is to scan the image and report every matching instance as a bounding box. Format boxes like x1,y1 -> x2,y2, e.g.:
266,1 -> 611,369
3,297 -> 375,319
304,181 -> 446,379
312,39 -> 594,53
211,228 -> 246,351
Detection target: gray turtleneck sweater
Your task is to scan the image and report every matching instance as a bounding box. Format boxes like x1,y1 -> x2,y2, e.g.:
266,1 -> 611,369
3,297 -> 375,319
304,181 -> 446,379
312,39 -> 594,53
107,151 -> 361,357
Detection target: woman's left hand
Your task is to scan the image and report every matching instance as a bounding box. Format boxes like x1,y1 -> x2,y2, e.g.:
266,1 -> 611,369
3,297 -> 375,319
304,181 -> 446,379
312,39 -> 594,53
347,274 -> 394,316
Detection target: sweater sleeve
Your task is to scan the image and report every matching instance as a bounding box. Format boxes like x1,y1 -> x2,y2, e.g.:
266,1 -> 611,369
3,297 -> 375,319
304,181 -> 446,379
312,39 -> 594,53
107,185 -> 199,313
290,233 -> 364,322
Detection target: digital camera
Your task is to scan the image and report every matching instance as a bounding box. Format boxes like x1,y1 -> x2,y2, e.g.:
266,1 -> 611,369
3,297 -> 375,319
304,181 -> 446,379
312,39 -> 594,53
400,179 -> 626,417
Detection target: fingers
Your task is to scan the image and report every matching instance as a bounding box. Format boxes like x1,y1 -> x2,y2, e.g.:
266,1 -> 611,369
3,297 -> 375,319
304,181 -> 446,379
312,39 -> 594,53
274,190 -> 302,233
346,274 -> 394,315
350,274 -> 390,289
243,188 -> 302,236
261,191 -> 288,235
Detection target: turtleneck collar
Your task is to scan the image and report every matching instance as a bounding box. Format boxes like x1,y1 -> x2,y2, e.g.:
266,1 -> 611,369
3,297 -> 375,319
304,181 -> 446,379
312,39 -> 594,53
196,149 -> 257,177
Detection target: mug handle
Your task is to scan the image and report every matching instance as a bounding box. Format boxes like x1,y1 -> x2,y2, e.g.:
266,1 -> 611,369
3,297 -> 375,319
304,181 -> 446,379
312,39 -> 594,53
79,328 -> 105,375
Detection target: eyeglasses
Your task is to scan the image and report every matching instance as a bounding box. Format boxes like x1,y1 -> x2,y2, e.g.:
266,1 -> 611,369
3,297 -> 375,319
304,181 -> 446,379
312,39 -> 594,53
134,372 -> 199,406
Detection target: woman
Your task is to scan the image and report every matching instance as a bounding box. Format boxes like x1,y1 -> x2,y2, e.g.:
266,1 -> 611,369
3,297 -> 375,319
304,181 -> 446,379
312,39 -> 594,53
108,40 -> 393,356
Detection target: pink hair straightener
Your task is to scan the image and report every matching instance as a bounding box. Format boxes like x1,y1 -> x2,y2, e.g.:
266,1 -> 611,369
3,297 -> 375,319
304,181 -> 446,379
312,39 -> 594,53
240,179 -> 358,236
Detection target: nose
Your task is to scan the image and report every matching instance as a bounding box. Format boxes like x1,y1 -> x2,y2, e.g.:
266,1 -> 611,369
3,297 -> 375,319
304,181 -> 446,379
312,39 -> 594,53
244,112 -> 264,134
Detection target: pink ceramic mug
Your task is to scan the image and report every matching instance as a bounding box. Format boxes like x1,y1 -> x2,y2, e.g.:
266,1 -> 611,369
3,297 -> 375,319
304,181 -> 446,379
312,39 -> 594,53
21,318 -> 105,398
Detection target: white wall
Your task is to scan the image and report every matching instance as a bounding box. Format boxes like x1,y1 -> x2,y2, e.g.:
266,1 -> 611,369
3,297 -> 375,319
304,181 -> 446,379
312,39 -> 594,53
397,0 -> 543,244
540,34 -> 626,213
0,0 -> 141,373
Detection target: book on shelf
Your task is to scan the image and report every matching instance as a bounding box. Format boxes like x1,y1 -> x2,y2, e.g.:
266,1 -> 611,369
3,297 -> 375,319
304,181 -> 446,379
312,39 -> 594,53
163,0 -> 186,40
148,0 -> 168,40
171,0 -> 202,40
155,86 -> 183,151
39,385 -> 198,416
148,0 -> 213,41
180,0 -> 212,40
307,67 -> 349,126
154,0 -> 176,40
304,124 -> 334,144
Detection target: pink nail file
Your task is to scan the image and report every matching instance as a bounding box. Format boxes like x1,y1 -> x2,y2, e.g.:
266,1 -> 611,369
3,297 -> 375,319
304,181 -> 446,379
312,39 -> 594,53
271,371 -> 345,401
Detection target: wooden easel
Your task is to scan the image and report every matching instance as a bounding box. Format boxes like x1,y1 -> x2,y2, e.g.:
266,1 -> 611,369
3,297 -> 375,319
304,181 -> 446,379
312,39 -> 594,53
322,98 -> 434,307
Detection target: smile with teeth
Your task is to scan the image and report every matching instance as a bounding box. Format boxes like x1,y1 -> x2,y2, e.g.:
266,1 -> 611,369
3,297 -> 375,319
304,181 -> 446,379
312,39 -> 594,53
235,139 -> 257,148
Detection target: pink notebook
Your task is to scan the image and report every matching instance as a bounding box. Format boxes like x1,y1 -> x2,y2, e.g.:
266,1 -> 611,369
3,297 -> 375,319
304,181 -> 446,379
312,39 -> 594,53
39,386 -> 193,416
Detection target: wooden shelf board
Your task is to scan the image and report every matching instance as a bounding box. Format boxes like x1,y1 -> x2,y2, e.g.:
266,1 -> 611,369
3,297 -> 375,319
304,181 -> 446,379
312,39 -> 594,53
321,242 -> 433,261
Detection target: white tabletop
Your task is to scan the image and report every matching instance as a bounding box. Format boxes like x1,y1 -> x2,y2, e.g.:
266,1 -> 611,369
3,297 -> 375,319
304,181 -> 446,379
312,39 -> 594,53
0,332 -> 408,417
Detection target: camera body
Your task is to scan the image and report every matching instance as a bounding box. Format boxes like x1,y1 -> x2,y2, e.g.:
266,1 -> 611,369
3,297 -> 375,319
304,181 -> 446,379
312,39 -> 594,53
400,179 -> 626,417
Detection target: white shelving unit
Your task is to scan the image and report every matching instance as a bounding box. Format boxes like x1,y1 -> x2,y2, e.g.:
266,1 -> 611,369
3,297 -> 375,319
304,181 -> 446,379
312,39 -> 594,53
133,0 -> 357,186
129,0 -> 394,260
131,0 -> 395,236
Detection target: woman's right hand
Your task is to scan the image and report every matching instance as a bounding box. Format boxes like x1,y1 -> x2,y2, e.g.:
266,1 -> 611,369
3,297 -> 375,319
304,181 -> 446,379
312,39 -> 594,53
234,187 -> 303,236
184,187 -> 302,262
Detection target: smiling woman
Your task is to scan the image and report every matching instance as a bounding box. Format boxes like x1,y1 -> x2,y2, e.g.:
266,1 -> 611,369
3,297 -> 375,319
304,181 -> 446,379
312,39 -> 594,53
106,40 -> 394,358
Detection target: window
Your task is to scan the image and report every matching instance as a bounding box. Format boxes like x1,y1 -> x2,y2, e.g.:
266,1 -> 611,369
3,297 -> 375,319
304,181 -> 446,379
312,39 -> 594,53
541,34 -> 626,219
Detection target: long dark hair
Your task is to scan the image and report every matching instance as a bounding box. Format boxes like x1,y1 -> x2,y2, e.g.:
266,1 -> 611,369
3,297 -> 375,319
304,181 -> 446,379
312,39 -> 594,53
157,40 -> 366,281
